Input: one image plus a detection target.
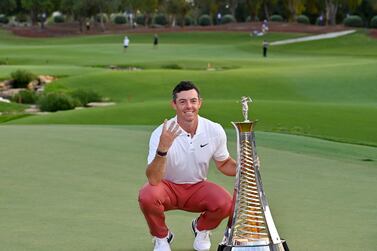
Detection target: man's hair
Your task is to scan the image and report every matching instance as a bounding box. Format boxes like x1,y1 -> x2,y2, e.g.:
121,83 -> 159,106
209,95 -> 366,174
172,81 -> 200,101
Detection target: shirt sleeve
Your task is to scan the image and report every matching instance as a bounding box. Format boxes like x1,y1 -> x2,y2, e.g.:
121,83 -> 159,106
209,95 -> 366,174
213,124 -> 230,161
147,126 -> 162,165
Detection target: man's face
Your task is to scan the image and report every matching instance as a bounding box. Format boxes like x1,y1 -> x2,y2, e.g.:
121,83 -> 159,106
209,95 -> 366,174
172,89 -> 202,123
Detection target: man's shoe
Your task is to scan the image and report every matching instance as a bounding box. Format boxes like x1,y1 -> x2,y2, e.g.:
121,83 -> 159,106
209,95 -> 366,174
192,218 -> 211,251
153,231 -> 174,251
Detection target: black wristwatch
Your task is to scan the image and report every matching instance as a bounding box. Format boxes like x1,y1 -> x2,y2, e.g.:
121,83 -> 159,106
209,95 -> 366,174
156,150 -> 168,157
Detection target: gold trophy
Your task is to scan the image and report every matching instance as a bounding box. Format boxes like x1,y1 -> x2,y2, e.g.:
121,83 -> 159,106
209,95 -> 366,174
218,97 -> 289,251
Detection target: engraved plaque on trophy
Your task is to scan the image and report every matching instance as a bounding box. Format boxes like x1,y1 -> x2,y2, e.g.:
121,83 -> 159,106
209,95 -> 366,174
218,97 -> 289,251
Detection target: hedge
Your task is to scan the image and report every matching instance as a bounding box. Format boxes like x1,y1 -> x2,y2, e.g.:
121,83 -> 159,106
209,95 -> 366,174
343,15 -> 363,27
370,16 -> 377,28
270,15 -> 283,22
297,15 -> 310,24
221,14 -> 236,24
198,15 -> 212,26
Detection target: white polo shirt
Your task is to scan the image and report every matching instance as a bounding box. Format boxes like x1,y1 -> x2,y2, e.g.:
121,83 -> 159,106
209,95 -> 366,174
147,116 -> 230,184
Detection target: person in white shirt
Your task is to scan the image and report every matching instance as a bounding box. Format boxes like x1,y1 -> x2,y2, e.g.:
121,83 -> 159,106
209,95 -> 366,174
138,81 -> 236,251
123,35 -> 129,52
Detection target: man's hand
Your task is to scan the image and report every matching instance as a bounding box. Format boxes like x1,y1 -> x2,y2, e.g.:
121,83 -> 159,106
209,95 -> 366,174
157,119 -> 182,152
146,120 -> 181,186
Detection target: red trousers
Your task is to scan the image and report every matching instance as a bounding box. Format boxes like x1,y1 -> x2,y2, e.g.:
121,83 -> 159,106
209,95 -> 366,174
138,180 -> 232,238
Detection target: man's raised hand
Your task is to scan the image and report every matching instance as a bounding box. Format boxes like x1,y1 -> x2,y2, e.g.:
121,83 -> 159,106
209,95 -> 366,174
157,119 -> 182,152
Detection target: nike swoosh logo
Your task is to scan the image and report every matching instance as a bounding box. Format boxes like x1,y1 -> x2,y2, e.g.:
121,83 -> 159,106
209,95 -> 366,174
200,143 -> 209,148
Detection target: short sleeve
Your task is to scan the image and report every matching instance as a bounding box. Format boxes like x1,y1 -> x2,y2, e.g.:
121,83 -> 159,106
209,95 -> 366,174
213,124 -> 230,161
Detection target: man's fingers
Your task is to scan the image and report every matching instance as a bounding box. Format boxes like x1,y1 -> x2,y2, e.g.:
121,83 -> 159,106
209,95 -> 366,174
168,121 -> 176,131
175,129 -> 182,137
162,119 -> 168,131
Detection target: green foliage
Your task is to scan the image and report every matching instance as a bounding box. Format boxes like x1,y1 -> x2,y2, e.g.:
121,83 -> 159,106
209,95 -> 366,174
296,15 -> 310,24
270,14 -> 283,22
176,16 -> 194,26
0,15 -> 9,24
53,15 -> 65,23
11,90 -> 38,104
343,15 -> 364,27
10,69 -> 36,88
221,14 -> 236,24
370,16 -> 377,28
153,14 -> 168,25
69,88 -> 102,106
161,63 -> 183,70
113,15 -> 127,24
95,13 -> 109,23
38,92 -> 79,112
136,15 -> 146,25
198,14 -> 212,26
15,14 -> 28,22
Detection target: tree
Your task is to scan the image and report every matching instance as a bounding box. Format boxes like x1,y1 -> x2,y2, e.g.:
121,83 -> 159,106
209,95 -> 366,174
165,0 -> 192,26
0,0 -> 17,15
21,0 -> 54,27
286,0 -> 306,21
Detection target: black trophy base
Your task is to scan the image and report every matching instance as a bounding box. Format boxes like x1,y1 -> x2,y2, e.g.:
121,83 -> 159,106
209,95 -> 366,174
217,240 -> 289,251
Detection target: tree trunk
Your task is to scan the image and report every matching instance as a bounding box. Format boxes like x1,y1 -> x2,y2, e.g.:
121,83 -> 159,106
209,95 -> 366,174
264,2 -> 269,20
230,0 -> 238,17
325,0 -> 338,25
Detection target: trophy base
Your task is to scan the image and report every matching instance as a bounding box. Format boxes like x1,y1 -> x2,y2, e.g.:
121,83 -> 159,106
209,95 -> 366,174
217,240 -> 289,251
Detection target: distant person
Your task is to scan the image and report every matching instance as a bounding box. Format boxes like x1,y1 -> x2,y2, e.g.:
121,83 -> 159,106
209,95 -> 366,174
319,15 -> 324,26
153,34 -> 159,48
217,12 -> 222,25
262,19 -> 269,33
124,36 -> 130,52
86,21 -> 90,31
263,40 -> 269,57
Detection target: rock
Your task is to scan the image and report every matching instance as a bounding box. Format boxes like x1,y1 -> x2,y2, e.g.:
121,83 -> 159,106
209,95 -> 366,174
0,97 -> 10,103
27,79 -> 39,90
0,88 -> 25,99
38,75 -> 56,84
87,102 -> 116,107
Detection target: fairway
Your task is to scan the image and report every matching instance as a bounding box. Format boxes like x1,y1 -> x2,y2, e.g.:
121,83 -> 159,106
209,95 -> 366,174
0,125 -> 376,251
1,27 -> 377,251
1,30 -> 376,146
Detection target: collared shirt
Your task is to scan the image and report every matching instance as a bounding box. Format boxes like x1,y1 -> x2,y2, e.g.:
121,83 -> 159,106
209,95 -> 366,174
147,116 -> 230,184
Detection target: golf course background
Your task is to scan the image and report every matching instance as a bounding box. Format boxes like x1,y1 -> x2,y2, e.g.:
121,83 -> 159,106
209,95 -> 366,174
0,28 -> 376,250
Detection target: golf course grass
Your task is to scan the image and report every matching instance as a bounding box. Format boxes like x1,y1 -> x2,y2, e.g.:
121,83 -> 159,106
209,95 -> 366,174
0,27 -> 376,250
0,125 -> 376,251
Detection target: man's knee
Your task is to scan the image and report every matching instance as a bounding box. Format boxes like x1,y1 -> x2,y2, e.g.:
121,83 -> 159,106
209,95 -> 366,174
138,183 -> 161,208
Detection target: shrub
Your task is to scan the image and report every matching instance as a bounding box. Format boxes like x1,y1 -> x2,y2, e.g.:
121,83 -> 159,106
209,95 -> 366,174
135,15 -> 144,25
343,15 -> 363,27
297,15 -> 310,24
221,14 -> 236,24
38,92 -> 79,112
15,14 -> 28,23
154,14 -> 168,26
270,15 -> 283,22
0,15 -> 9,24
53,15 -> 64,23
10,69 -> 36,88
198,15 -> 212,26
177,16 -> 194,26
12,90 -> 38,104
370,16 -> 377,28
246,16 -> 260,22
95,13 -> 108,23
113,15 -> 127,24
161,64 -> 183,70
70,89 -> 102,106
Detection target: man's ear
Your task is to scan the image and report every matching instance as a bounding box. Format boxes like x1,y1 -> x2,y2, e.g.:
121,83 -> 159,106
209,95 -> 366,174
171,100 -> 177,110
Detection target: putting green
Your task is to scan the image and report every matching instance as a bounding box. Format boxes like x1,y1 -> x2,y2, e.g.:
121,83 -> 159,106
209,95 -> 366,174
0,125 -> 376,251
